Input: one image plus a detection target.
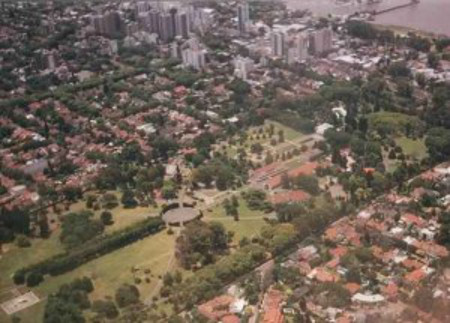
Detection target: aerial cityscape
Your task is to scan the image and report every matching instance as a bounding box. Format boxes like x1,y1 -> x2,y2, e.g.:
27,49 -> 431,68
0,0 -> 450,322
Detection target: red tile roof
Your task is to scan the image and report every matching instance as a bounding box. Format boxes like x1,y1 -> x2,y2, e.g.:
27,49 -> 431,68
262,289 -> 284,323
329,247 -> 348,258
221,314 -> 240,323
198,295 -> 234,321
345,283 -> 361,295
381,282 -> 398,300
270,190 -> 311,204
404,268 -> 426,284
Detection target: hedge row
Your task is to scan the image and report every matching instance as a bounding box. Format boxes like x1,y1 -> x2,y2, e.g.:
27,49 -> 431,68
14,217 -> 165,286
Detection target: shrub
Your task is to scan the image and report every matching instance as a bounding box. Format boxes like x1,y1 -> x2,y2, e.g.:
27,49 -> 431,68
26,271 -> 43,287
92,300 -> 119,319
115,284 -> 140,308
100,211 -> 113,225
13,270 -> 25,285
16,235 -> 31,248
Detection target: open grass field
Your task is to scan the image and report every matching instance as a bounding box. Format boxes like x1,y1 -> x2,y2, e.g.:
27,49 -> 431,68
7,230 -> 178,323
203,196 -> 267,243
215,120 -> 304,159
59,191 -> 160,234
0,191 -> 161,322
395,137 -> 428,160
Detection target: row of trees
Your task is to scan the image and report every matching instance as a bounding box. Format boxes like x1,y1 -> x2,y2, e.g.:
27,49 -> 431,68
14,217 -> 164,286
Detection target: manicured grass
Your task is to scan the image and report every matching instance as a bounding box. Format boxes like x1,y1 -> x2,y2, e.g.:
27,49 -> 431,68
0,192 -> 161,322
0,195 -> 159,290
203,197 -> 267,243
9,230 -> 178,322
33,230 -> 176,299
395,137 -> 428,160
60,191 -> 160,234
266,120 -> 304,141
9,299 -> 46,323
0,233 -> 63,291
215,120 -> 304,159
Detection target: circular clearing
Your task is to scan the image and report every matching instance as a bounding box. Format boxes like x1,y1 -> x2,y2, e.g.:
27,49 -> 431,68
162,206 -> 200,226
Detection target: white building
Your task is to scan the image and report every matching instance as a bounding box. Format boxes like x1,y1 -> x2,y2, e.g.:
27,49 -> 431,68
292,33 -> 309,61
234,56 -> 254,80
309,28 -> 333,56
271,31 -> 285,58
182,48 -> 206,70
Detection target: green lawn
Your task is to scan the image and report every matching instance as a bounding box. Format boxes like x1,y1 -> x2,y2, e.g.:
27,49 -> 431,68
395,137 -> 428,160
266,120 -> 304,141
215,120 -> 304,159
203,197 -> 267,243
0,233 -> 63,291
10,230 -> 177,323
0,192 -> 161,322
60,191 -> 160,234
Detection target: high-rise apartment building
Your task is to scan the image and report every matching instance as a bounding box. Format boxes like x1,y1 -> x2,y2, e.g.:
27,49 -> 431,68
237,2 -> 250,34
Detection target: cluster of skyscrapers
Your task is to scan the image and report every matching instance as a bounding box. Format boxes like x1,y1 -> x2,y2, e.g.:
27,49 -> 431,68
91,2 -> 213,43
91,11 -> 123,37
271,28 -> 333,64
136,4 -> 190,42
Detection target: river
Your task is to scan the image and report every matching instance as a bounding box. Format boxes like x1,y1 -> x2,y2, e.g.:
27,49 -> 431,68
284,0 -> 450,36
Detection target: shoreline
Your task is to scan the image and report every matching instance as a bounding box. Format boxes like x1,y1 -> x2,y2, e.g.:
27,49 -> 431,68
370,22 -> 441,39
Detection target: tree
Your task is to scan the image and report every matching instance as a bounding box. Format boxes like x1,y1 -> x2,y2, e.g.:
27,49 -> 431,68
175,221 -> 229,268
231,195 -> 239,208
163,272 -> 174,286
278,130 -> 284,143
387,61 -> 410,78
16,235 -> 31,248
26,271 -> 43,287
162,181 -> 177,199
92,300 -> 119,319
102,193 -> 119,209
44,277 -> 94,323
346,21 -> 377,39
121,189 -> 138,208
293,175 -> 320,195
44,297 -> 85,323
425,127 -> 450,163
60,211 -> 104,249
115,284 -> 140,308
427,52 -> 440,69
151,136 -> 179,160
250,143 -> 263,155
396,78 -> 413,98
100,211 -> 113,225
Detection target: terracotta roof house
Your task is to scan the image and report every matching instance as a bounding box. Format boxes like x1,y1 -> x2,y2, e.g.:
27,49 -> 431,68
262,289 -> 284,323
270,190 -> 311,205
198,295 -> 235,321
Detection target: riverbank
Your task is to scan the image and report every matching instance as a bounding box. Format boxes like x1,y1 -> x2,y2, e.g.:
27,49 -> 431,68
371,22 -> 439,39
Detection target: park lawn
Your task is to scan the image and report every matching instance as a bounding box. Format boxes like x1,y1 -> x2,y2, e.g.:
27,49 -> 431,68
266,120 -> 304,141
395,137 -> 428,160
215,120 -> 303,159
60,191 -> 160,233
0,232 -> 63,291
33,230 -> 176,300
11,230 -> 178,322
203,197 -> 267,243
0,298 -> 47,323
0,196 -> 160,288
